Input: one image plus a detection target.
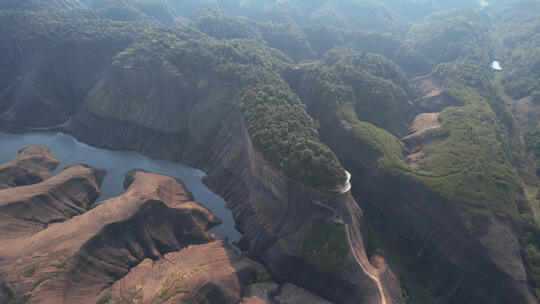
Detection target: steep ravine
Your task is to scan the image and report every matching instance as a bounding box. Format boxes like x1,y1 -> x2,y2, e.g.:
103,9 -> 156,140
315,108 -> 536,304
201,110 -> 402,304
62,102 -> 403,303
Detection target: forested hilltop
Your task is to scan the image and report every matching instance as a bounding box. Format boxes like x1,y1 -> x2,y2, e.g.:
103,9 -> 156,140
0,0 -> 539,303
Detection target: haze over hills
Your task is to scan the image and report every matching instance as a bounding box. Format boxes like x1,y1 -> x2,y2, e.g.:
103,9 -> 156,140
0,0 -> 539,303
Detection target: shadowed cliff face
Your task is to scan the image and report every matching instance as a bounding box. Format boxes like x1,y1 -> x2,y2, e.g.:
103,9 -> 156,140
0,39 -> 129,130
202,111 -> 403,304
61,79 -> 403,302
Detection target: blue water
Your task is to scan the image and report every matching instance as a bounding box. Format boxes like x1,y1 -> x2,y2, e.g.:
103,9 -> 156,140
0,131 -> 241,242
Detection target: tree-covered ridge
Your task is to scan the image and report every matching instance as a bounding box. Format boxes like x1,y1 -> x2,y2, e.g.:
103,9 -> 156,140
342,83 -> 522,229
0,9 -> 140,51
193,10 -> 315,62
0,0 -> 86,11
295,49 -> 523,232
133,32 -> 346,188
492,1 -> 540,99
289,49 -> 414,136
407,11 -> 490,65
380,0 -> 483,21
0,3 -> 346,188
81,0 -> 177,25
194,8 -> 261,40
322,52 -> 540,297
242,84 -> 346,188
302,25 -> 432,77
218,0 -> 410,34
323,49 -> 411,95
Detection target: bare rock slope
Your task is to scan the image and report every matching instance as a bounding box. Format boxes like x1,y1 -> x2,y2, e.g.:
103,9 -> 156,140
0,154 -> 221,303
0,162 -> 105,239
0,146 -> 60,189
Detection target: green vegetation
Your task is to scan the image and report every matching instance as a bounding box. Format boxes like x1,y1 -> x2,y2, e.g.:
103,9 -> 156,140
292,49 -> 414,136
327,52 -> 540,296
190,226 -> 209,241
521,211 -> 540,299
13,294 -> 31,304
50,257 -> 71,269
248,269 -> 272,284
420,92 -> 520,219
432,60 -> 514,129
307,53 -> 524,228
303,24 -> 414,65
15,259 -> 66,300
1,4 -> 344,189
194,10 -> 315,62
2,1 -> 539,300
259,21 -> 315,62
302,25 -> 346,57
0,9 -> 139,52
309,0 -> 408,34
502,50 -> 540,99
323,49 -> 410,94
375,93 -> 518,222
392,43 -> 434,77
89,0 -> 176,25
532,91 -> 540,105
0,0 -> 83,11
302,219 -> 349,271
242,84 -> 346,188
338,104 -> 404,162
194,9 -> 261,40
22,267 -> 36,278
234,0 -> 409,34
73,14 -> 345,188
433,61 -> 494,96
524,102 -> 540,180
492,1 -> 540,99
103,266 -> 205,304
407,12 -> 490,65
30,273 -> 60,291
97,289 -> 113,304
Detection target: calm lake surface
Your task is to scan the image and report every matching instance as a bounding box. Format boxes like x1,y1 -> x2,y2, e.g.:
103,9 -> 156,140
0,131 -> 241,242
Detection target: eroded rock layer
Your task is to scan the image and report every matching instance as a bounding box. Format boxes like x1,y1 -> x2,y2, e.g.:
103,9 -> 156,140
0,164 -> 221,303
0,146 -> 59,189
0,163 -> 105,239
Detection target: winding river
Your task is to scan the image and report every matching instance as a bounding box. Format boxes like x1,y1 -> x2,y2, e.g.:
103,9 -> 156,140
0,131 -> 241,242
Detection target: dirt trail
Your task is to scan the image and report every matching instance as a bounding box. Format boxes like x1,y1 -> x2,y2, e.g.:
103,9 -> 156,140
345,224 -> 388,304
314,177 -> 388,304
